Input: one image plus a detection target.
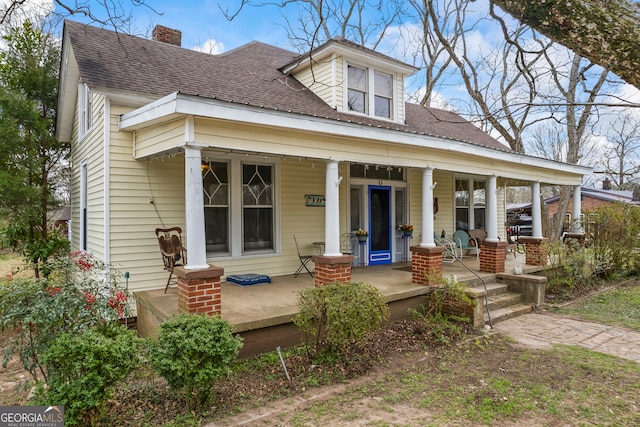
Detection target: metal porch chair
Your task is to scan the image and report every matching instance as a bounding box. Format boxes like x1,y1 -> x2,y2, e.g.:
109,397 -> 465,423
155,227 -> 187,293
293,235 -> 314,278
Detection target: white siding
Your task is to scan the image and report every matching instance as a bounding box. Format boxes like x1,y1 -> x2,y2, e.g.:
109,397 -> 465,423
109,105 -> 185,291
70,92 -> 106,260
293,58 -> 336,108
134,119 -> 185,159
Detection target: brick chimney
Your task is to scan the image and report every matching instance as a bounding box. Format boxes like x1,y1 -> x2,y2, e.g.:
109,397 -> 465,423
152,25 -> 182,47
602,178 -> 612,190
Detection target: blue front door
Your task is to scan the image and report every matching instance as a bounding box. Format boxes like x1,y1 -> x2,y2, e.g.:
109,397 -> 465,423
368,186 -> 392,265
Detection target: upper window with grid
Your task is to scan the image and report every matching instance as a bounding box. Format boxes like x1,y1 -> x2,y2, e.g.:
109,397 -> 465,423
347,65 -> 394,119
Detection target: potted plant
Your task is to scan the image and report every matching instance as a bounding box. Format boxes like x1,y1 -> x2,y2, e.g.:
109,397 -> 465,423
355,229 -> 369,242
400,224 -> 413,236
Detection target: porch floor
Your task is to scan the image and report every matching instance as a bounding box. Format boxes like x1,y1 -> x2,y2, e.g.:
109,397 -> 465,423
135,251 -> 539,334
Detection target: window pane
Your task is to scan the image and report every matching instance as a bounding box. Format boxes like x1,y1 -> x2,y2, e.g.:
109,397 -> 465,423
473,181 -> 486,207
374,72 -> 392,97
395,189 -> 406,227
350,163 -> 365,178
205,207 -> 228,252
348,66 -> 366,91
367,165 -> 389,180
455,179 -> 469,207
203,161 -> 228,205
374,96 -> 391,118
456,208 -> 469,231
350,186 -> 361,231
474,208 -> 485,230
243,164 -> 273,206
348,89 -> 366,113
244,208 -> 273,250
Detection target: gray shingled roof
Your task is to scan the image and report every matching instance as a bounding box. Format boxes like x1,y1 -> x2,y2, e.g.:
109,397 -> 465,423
64,20 -> 511,153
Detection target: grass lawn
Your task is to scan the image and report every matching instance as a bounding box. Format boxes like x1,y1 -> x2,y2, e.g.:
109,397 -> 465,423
554,278 -> 640,331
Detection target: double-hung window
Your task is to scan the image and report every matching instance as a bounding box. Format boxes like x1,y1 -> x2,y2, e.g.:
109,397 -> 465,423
347,65 -> 367,114
455,178 -> 486,231
374,71 -> 392,118
347,65 -> 394,119
203,161 -> 229,253
203,158 -> 275,256
242,164 -> 274,251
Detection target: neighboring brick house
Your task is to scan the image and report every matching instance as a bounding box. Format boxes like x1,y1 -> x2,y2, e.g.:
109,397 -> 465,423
544,179 -> 639,232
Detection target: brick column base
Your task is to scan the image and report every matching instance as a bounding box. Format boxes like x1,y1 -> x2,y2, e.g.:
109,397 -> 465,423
519,237 -> 549,266
410,245 -> 445,285
174,265 -> 224,315
312,255 -> 355,286
479,240 -> 508,273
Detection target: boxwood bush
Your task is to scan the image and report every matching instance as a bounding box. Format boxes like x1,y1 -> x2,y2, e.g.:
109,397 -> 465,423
150,313 -> 243,410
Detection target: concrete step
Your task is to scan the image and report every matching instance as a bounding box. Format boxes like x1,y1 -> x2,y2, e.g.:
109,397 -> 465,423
468,282 -> 508,298
486,292 -> 524,311
484,303 -> 534,325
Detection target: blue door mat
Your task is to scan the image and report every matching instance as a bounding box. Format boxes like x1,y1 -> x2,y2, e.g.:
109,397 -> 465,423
226,274 -> 271,286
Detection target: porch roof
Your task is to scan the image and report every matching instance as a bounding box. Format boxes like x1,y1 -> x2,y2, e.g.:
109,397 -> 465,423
119,92 -> 592,186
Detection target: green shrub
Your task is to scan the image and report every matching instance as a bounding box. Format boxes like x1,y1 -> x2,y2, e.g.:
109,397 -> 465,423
588,202 -> 640,277
294,281 -> 389,355
150,313 -> 243,410
38,324 -> 141,426
0,251 -> 132,383
410,274 -> 474,343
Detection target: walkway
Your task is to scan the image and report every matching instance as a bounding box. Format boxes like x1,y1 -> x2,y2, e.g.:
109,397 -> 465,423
491,310 -> 640,363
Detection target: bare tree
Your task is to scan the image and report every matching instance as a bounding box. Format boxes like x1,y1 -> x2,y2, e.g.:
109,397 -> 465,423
223,0 -> 408,52
0,0 -> 160,33
490,0 -> 640,90
597,113 -> 640,190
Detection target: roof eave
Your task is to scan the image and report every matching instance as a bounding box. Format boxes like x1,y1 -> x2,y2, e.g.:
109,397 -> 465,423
55,26 -> 79,142
280,39 -> 419,76
120,93 -> 591,184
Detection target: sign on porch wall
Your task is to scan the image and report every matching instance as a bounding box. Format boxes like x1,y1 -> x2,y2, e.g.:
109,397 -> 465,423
305,195 -> 325,207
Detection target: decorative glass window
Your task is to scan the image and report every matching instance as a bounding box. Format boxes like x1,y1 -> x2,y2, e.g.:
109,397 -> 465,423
242,164 -> 274,252
374,71 -> 392,118
347,65 -> 367,114
203,161 -> 229,253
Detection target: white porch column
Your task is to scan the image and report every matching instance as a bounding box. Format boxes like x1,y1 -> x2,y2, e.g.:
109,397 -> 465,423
572,185 -> 583,232
486,175 -> 499,242
324,160 -> 342,256
420,167 -> 436,247
184,143 -> 209,269
531,181 -> 543,239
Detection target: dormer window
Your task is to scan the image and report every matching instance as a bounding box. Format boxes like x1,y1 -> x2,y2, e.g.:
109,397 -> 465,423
348,65 -> 368,114
347,64 -> 394,119
374,71 -> 392,118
